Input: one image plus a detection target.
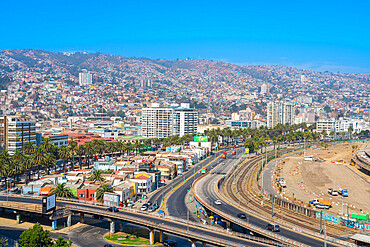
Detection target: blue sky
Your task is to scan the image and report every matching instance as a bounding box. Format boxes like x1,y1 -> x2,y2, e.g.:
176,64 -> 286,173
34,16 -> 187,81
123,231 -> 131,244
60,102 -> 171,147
1,0 -> 369,73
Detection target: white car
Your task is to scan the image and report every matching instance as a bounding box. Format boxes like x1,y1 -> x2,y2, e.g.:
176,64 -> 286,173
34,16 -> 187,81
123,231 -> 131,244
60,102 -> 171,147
214,200 -> 222,205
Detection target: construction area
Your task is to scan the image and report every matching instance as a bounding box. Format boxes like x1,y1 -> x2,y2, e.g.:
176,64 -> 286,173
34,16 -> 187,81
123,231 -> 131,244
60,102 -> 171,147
273,141 -> 370,216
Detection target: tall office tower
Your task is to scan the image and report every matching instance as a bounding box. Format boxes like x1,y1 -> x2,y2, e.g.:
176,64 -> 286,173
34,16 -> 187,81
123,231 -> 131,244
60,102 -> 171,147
141,103 -> 198,138
0,116 -> 36,154
79,69 -> 92,86
267,101 -> 296,128
260,83 -> 267,95
239,108 -> 255,121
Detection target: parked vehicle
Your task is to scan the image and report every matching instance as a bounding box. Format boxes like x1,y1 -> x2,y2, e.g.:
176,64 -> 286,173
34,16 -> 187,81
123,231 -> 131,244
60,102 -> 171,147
237,213 -> 246,219
266,223 -> 280,232
315,204 -> 330,209
328,188 -> 338,196
309,199 -> 332,207
153,202 -> 158,210
163,240 -> 177,246
276,178 -> 286,188
338,189 -> 348,197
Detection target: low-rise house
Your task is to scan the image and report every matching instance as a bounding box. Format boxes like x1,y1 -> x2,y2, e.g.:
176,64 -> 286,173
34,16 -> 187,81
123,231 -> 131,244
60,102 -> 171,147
130,172 -> 152,197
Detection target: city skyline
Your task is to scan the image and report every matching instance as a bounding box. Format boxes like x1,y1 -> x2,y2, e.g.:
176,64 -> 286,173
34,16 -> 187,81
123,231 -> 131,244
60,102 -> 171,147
1,0 -> 370,73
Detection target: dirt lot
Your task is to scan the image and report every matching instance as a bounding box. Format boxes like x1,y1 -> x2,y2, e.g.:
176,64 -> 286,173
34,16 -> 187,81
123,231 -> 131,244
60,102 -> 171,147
275,142 -> 370,216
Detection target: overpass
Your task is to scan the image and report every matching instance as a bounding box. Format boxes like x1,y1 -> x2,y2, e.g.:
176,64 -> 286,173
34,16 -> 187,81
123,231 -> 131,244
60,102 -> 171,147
0,195 -> 285,247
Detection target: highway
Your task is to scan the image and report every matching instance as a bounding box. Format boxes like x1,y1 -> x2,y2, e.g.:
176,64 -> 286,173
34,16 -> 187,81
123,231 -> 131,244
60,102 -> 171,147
165,148 -> 242,220
0,195 -> 273,247
149,147 -> 232,209
194,151 -> 338,247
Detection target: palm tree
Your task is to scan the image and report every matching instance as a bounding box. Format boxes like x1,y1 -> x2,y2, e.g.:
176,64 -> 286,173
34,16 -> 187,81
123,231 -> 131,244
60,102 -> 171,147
31,148 -> 46,179
68,139 -> 78,171
84,142 -> 94,169
23,142 -> 36,156
75,145 -> 85,169
50,183 -> 74,198
96,184 -> 113,202
58,146 -> 70,173
12,150 -> 26,182
40,138 -> 54,154
87,169 -> 105,181
43,153 -> 56,175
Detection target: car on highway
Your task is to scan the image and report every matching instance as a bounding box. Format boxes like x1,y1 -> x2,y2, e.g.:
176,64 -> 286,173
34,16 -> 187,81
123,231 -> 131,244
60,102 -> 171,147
147,201 -> 152,206
107,207 -> 119,212
153,202 -> 158,209
148,206 -> 154,212
266,223 -> 280,232
214,200 -> 222,205
237,213 -> 246,219
141,204 -> 148,211
127,201 -> 134,207
163,240 -> 177,246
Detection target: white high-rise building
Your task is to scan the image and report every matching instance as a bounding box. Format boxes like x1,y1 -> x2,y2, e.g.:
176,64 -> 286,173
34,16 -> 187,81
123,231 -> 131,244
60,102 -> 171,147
79,70 -> 92,86
267,101 -> 296,128
141,103 -> 198,138
260,83 -> 267,95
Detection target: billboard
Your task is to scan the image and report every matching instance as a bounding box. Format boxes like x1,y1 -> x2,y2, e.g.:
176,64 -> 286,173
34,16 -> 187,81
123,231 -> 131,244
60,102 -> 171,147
194,136 -> 208,142
103,192 -> 119,207
42,194 -> 56,213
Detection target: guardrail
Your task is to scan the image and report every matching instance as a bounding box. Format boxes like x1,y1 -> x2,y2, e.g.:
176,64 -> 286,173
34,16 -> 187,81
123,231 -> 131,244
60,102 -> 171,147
0,194 -> 278,247
64,204 -> 274,247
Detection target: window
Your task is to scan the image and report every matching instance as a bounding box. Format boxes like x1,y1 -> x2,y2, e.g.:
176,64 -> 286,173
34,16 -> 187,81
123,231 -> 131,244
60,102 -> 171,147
79,194 -> 85,197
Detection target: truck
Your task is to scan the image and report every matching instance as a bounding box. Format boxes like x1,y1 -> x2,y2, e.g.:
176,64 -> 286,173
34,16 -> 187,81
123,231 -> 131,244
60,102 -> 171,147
222,154 -> 226,159
328,188 -> 338,196
276,178 -> 286,188
309,198 -> 332,207
338,189 -> 348,197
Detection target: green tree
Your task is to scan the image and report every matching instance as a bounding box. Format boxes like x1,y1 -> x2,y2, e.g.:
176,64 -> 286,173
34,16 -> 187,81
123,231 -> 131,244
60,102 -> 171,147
50,183 -> 74,198
19,223 -> 54,247
68,139 -> 78,170
54,236 -> 72,247
58,146 -> 70,173
96,184 -> 113,202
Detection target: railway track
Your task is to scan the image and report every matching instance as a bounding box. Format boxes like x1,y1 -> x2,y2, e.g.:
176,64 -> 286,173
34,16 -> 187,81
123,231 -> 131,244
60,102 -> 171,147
222,149 -> 355,238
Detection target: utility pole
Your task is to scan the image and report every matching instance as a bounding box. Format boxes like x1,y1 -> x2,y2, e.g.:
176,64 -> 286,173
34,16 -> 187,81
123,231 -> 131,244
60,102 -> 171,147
324,217 -> 327,247
320,211 -> 323,234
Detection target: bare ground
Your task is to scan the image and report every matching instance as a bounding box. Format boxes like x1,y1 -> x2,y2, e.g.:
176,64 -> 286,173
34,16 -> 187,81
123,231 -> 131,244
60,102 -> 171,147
276,142 -> 370,216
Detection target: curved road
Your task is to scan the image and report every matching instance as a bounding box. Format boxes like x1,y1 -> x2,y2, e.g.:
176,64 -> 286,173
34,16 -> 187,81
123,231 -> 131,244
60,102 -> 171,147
194,152 -> 338,247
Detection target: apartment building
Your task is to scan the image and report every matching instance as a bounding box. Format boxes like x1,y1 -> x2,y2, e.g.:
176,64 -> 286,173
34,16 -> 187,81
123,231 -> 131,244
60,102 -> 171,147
79,69 -> 92,86
316,118 -> 370,133
141,103 -> 197,138
267,101 -> 296,128
0,115 -> 36,153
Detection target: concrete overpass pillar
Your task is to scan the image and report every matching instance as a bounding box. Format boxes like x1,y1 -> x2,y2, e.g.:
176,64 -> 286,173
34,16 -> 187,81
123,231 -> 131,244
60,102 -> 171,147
202,242 -> 207,247
80,213 -> 85,224
67,215 -> 71,227
16,213 -> 21,224
119,221 -> 124,232
52,220 -> 57,230
159,230 -> 163,243
149,228 -> 154,245
110,220 -> 115,234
